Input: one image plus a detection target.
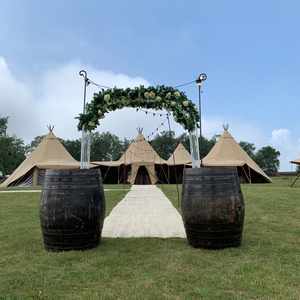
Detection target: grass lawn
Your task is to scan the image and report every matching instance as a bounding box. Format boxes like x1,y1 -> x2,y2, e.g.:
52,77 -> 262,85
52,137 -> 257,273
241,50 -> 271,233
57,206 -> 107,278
0,179 -> 300,299
0,184 -> 131,192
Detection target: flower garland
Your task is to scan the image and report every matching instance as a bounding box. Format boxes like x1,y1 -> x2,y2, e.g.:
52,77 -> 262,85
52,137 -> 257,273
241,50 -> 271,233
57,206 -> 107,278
77,85 -> 199,132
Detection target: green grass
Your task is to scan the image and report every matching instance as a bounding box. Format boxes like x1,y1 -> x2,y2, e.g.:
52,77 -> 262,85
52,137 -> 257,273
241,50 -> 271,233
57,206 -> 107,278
103,184 -> 131,190
0,186 -> 42,191
270,175 -> 299,187
0,184 -> 130,191
0,179 -> 300,299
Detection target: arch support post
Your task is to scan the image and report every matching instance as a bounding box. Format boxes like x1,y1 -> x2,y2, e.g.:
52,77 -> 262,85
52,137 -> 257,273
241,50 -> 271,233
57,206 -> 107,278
79,70 -> 91,169
189,73 -> 207,168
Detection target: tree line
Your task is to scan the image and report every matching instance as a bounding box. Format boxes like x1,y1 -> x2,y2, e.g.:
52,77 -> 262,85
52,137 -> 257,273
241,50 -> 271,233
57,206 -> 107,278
0,116 -> 281,177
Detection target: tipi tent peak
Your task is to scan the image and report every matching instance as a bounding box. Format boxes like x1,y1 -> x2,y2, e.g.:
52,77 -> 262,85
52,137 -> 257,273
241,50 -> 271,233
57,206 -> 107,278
47,124 -> 54,132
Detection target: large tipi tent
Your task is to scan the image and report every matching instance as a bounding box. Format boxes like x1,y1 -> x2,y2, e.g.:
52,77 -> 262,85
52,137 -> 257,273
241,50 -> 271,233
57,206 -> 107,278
167,143 -> 192,183
1,129 -> 80,187
92,129 -> 168,184
167,143 -> 192,166
202,128 -> 271,183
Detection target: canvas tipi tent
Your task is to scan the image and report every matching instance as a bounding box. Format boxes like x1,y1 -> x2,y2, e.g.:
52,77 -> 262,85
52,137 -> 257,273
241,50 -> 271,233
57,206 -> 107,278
92,129 -> 168,184
202,127 -> 271,183
0,128 -> 80,187
167,143 -> 192,183
167,143 -> 192,166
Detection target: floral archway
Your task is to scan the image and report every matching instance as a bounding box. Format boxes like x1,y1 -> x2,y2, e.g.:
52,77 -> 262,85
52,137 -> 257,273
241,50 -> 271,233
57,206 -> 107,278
77,85 -> 199,132
77,85 -> 200,168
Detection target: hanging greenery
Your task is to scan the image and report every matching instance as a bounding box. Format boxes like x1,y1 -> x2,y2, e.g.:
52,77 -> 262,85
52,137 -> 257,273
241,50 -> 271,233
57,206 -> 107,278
77,85 -> 199,132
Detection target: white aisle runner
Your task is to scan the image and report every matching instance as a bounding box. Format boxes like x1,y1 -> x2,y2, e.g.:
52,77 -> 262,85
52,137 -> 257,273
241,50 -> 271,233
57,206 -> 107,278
102,185 -> 186,238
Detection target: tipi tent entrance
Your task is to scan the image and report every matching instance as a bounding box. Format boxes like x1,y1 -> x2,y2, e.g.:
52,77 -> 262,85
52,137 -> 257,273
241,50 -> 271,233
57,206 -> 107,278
134,166 -> 151,185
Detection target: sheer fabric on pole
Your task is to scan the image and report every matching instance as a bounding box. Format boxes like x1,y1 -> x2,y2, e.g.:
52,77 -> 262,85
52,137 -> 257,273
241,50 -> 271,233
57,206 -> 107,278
80,129 -> 91,169
189,128 -> 200,168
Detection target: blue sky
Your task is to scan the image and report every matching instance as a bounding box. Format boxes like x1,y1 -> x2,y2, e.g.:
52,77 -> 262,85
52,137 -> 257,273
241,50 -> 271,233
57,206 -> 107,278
0,0 -> 299,169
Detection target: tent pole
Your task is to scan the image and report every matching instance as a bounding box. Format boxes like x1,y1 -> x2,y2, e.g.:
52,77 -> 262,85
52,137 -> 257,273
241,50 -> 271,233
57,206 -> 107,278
248,165 -> 252,184
166,165 -> 170,184
291,172 -> 300,187
32,168 -> 39,186
160,164 -> 169,184
166,114 -> 180,207
242,166 -> 251,183
102,166 -> 111,183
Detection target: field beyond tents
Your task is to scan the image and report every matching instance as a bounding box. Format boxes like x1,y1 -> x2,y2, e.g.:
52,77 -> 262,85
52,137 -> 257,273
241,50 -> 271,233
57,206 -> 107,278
0,179 -> 299,299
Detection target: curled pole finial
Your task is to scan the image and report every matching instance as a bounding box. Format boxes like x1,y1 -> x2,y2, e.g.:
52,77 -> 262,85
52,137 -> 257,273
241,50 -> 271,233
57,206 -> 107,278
79,70 -> 90,85
196,73 -> 207,86
79,69 -> 87,80
79,70 -> 89,114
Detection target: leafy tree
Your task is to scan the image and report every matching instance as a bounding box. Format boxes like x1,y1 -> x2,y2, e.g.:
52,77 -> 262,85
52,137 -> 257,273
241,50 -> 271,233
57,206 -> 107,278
0,116 -> 9,136
199,135 -> 216,158
150,131 -> 216,160
63,134 -> 131,162
122,138 -> 132,153
0,117 -> 26,175
0,135 -> 26,175
239,141 -> 256,159
90,132 -> 124,161
62,139 -> 81,161
28,133 -> 124,162
25,135 -> 46,153
177,133 -> 190,152
151,131 -> 178,160
178,133 -> 216,158
255,146 -> 280,175
121,138 -> 133,155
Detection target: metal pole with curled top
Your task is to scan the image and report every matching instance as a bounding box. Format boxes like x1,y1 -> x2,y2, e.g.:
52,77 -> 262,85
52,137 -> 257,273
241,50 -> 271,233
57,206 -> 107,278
79,70 -> 91,169
196,73 -> 207,166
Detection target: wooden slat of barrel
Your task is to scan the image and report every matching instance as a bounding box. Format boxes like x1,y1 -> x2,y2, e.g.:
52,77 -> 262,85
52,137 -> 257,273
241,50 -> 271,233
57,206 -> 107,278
40,169 -> 105,251
182,167 -> 245,249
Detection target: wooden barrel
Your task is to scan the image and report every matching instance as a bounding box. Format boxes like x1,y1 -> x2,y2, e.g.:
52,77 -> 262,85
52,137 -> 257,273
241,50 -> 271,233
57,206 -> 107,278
181,167 -> 245,249
40,169 -> 105,251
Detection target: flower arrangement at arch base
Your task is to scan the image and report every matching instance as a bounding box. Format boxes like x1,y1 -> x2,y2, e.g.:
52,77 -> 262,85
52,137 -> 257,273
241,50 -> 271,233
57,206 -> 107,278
77,85 -> 199,132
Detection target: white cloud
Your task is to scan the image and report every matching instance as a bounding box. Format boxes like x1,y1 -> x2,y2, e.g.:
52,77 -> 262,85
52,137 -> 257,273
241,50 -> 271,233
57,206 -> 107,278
0,58 -> 154,141
0,58 -> 195,141
270,128 -> 300,171
0,56 -> 298,170
201,117 -> 266,148
0,57 -> 37,139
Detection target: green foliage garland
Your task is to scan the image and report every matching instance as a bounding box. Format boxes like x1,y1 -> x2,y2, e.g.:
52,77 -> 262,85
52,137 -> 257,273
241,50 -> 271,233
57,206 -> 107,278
77,85 -> 199,132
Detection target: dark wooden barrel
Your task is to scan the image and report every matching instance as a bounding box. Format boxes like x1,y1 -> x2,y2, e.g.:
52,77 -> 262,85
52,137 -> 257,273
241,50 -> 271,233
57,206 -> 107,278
181,167 -> 245,249
40,169 -> 105,251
